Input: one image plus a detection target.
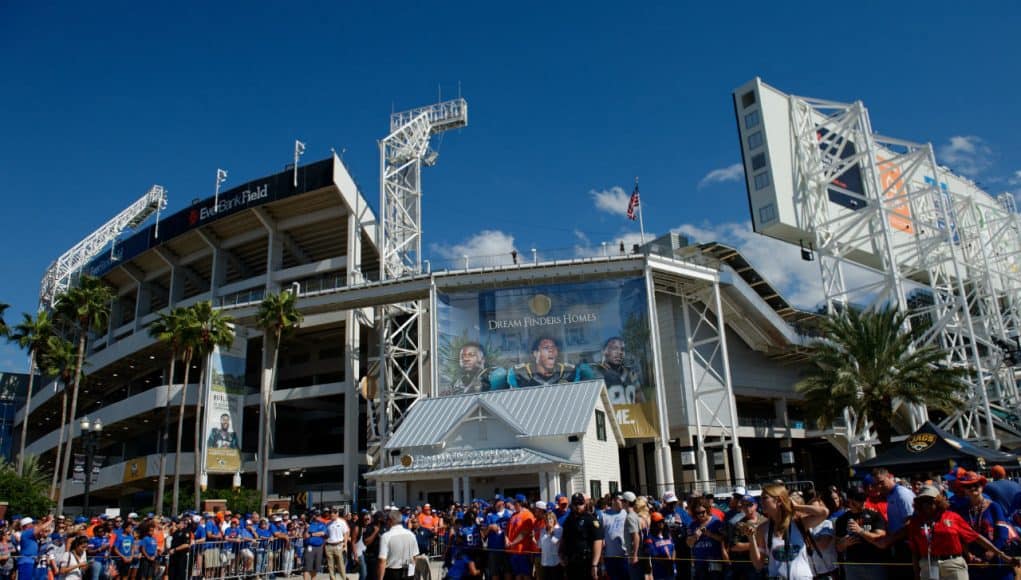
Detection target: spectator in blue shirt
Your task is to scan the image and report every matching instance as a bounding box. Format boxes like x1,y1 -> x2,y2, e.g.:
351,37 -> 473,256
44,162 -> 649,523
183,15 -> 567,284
686,498 -> 725,580
114,523 -> 136,578
137,526 -> 159,580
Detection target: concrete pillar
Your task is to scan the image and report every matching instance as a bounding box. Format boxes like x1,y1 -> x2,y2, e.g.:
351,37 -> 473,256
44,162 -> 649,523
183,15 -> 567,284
538,472 -> 548,499
636,443 -> 648,494
654,443 -> 674,497
258,332 -> 277,496
461,476 -> 470,505
343,311 -> 361,502
134,283 -> 151,329
453,477 -> 461,505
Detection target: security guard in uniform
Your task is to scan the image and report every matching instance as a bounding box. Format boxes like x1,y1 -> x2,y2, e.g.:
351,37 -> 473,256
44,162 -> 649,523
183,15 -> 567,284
558,492 -> 603,579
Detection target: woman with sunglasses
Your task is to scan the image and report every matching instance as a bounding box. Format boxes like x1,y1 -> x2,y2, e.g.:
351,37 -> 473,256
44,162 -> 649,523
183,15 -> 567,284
950,471 -> 1014,580
748,483 -> 829,580
686,497 -> 726,580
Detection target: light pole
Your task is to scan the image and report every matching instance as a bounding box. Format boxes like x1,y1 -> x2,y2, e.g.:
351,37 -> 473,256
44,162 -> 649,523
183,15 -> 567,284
79,416 -> 103,516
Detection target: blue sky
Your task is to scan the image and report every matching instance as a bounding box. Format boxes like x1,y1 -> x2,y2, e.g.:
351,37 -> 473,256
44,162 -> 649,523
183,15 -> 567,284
1,2 -> 1019,372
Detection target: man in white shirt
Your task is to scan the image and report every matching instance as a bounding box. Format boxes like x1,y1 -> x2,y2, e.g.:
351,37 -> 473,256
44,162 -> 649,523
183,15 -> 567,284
326,508 -> 350,580
378,510 -> 419,580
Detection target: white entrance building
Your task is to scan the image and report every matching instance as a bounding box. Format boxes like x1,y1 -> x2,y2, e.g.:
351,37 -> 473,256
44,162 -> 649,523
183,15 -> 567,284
366,380 -> 624,506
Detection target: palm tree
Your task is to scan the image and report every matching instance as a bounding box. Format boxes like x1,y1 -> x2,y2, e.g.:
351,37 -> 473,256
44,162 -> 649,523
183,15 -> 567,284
9,311 -> 53,475
255,290 -> 302,511
148,306 -> 194,515
52,275 -> 113,513
39,336 -> 76,501
190,301 -> 235,510
796,306 -> 968,447
0,303 -> 10,337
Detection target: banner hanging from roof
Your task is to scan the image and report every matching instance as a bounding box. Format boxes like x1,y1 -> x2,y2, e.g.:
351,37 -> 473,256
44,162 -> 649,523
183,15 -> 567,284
436,277 -> 658,439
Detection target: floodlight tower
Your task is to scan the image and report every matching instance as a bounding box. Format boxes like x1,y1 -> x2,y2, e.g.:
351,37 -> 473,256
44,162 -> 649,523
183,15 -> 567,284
372,98 -> 467,500
39,185 -> 167,307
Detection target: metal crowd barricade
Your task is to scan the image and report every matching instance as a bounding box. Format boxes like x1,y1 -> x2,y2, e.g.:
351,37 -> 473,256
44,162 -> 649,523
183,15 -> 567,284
185,536 -> 300,580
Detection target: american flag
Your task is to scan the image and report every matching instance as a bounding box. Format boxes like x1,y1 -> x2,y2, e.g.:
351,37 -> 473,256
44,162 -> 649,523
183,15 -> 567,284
626,183 -> 640,221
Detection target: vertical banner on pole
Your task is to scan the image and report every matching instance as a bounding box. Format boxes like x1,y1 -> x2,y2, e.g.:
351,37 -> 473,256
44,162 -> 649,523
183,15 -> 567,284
201,343 -> 247,474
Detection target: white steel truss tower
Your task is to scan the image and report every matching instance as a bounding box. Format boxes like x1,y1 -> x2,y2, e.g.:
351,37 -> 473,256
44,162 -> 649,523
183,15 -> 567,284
789,94 -> 1019,457
373,99 -> 467,495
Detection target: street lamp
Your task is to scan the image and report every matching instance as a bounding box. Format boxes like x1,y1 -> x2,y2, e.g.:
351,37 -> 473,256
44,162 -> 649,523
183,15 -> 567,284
79,416 -> 103,516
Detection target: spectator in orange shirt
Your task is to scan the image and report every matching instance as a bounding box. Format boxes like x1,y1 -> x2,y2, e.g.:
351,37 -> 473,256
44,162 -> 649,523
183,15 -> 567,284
506,495 -> 537,580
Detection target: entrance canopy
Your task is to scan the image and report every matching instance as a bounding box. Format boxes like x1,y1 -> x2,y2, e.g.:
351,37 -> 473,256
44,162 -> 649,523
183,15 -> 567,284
854,421 -> 1019,472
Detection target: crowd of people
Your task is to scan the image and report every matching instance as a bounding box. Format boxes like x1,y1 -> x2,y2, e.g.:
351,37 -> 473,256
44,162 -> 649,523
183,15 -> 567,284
5,465 -> 1021,580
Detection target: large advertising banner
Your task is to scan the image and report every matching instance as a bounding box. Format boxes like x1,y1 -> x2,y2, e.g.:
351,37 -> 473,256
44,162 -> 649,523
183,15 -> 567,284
436,278 -> 659,439
201,343 -> 247,474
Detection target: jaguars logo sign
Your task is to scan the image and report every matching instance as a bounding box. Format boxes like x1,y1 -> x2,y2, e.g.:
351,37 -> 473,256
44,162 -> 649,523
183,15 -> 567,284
906,433 -> 937,453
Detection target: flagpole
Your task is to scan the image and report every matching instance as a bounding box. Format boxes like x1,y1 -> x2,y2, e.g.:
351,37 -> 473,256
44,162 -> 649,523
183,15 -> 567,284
636,176 -> 646,244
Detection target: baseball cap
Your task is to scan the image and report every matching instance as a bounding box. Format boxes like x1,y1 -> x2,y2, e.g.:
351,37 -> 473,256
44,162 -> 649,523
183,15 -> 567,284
74,516 -> 88,525
19,517 -> 32,526
650,512 -> 664,523
917,485 -> 941,499
534,501 -> 547,511
992,465 -> 1007,479
128,513 -> 139,519
621,491 -> 637,503
514,494 -> 527,504
662,491 -> 678,503
571,492 -> 586,506
733,486 -> 747,496
740,495 -> 756,504
557,495 -> 569,506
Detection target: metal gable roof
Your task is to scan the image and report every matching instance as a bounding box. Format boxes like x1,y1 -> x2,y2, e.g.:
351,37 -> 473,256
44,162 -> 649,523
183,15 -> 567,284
384,380 -> 607,449
366,447 -> 579,480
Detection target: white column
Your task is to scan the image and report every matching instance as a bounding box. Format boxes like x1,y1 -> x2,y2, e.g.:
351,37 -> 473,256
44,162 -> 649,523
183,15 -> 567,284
343,311 -> 361,503
461,476 -> 470,505
644,266 -> 675,494
452,476 -> 461,505
538,472 -> 548,499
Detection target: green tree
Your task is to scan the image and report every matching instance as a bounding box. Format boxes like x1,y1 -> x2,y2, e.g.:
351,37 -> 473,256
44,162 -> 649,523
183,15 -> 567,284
53,275 -> 113,513
9,311 -> 53,475
149,306 -> 195,515
0,303 -> 10,338
189,301 -> 235,510
39,336 -> 76,501
796,307 -> 968,446
255,290 -> 302,511
0,455 -> 53,517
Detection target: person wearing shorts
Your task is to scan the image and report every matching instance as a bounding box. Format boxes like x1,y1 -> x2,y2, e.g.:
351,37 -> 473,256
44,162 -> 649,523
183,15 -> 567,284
304,514 -> 327,579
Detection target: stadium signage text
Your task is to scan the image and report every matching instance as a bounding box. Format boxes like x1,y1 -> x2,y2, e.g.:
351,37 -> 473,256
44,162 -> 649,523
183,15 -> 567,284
198,184 -> 270,221
487,312 -> 598,330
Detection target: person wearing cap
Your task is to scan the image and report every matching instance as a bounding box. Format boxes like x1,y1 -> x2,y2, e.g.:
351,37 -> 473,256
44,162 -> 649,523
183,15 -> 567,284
950,470 -> 1014,580
506,496 -> 537,580
985,465 -> 1021,513
325,507 -> 349,580
725,487 -> 748,525
553,495 -> 571,527
600,491 -> 641,580
483,497 -> 513,580
643,511 -> 675,580
835,487 -> 889,580
559,492 -> 603,580
894,485 -> 1018,580
304,509 -> 328,579
17,516 -> 53,580
724,494 -> 764,580
166,517 -> 192,580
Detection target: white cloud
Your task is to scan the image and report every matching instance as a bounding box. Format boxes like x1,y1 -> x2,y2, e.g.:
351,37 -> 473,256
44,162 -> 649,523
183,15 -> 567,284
430,230 -> 517,268
1009,170 -> 1021,186
938,135 -> 993,176
674,221 -> 881,310
590,186 -> 630,216
698,163 -> 744,188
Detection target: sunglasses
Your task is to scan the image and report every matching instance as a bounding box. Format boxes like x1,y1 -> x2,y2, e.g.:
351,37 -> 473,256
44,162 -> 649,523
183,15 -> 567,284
694,510 -> 708,516
961,484 -> 981,490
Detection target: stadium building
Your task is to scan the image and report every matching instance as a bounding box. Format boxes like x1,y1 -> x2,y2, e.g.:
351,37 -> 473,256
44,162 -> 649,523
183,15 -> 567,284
22,74 -> 1017,513
13,149 -> 847,512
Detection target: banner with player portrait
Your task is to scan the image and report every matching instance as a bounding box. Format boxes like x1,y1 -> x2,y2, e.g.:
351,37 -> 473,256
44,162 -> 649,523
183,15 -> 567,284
201,343 -> 246,474
436,277 -> 659,439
